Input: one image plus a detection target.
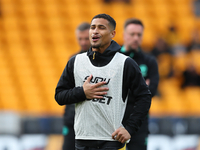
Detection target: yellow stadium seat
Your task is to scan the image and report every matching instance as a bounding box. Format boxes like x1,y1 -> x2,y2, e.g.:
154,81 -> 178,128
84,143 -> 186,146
150,96 -> 166,116
152,3 -> 170,17
157,54 -> 173,78
163,89 -> 188,116
45,135 -> 63,150
133,0 -> 148,5
172,53 -> 189,74
131,4 -> 148,19
0,86 -> 23,112
189,50 -> 200,73
183,87 -> 200,115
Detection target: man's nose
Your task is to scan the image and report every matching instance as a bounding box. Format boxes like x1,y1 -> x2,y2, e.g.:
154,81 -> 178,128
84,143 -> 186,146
133,35 -> 139,40
93,28 -> 99,33
82,40 -> 87,45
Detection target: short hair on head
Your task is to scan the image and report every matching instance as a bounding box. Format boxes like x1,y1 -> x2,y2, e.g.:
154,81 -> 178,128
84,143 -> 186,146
91,13 -> 116,30
124,18 -> 144,29
77,22 -> 90,31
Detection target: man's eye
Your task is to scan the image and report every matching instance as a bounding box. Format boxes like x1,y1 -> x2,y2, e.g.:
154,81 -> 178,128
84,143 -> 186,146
99,26 -> 105,29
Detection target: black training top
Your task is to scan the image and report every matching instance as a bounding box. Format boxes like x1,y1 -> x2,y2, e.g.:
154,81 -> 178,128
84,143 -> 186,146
55,40 -> 151,136
120,46 -> 159,132
120,46 -> 159,97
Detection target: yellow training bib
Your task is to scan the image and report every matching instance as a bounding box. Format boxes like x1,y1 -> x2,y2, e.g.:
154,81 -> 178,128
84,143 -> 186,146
118,144 -> 126,150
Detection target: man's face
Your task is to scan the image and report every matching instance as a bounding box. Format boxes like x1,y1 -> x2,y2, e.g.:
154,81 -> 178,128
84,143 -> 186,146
76,29 -> 90,51
89,18 -> 115,51
123,24 -> 143,51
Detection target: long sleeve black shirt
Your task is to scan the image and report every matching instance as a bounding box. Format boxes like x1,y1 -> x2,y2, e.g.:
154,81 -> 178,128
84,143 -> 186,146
120,46 -> 159,97
55,41 -> 151,136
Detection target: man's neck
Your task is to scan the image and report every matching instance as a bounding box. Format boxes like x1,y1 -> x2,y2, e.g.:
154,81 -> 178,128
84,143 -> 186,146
92,43 -> 111,54
92,48 -> 104,54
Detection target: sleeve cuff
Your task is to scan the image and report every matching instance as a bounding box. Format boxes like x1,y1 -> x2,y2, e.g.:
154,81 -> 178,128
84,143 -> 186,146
79,87 -> 86,100
125,125 -> 137,136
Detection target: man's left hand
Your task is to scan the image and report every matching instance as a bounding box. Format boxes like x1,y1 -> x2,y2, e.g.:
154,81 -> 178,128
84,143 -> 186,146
112,127 -> 131,143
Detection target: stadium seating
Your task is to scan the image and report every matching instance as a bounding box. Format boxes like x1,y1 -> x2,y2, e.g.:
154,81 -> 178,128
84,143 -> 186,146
1,0 -> 200,117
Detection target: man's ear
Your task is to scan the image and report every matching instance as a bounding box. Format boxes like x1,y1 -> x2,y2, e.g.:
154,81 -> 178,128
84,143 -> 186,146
111,30 -> 116,38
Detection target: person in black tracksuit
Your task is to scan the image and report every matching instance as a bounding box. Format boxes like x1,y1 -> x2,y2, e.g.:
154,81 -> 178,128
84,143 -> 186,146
120,18 -> 159,150
62,22 -> 91,150
55,14 -> 151,150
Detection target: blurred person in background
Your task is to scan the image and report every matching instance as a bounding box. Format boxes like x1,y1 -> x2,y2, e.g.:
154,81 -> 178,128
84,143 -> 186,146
120,18 -> 159,150
181,61 -> 200,89
187,29 -> 200,52
165,24 -> 187,56
62,22 -> 91,150
165,24 -> 180,48
193,0 -> 200,17
151,37 -> 172,58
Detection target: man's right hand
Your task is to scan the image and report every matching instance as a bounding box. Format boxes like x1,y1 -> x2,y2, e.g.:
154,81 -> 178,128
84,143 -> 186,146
83,75 -> 109,99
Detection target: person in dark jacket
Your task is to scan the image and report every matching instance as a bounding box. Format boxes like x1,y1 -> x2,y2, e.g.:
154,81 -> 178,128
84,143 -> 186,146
120,18 -> 159,150
55,14 -> 151,150
62,22 -> 91,150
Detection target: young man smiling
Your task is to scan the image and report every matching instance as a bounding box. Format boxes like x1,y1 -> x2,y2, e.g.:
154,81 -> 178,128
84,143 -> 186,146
55,14 -> 151,150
